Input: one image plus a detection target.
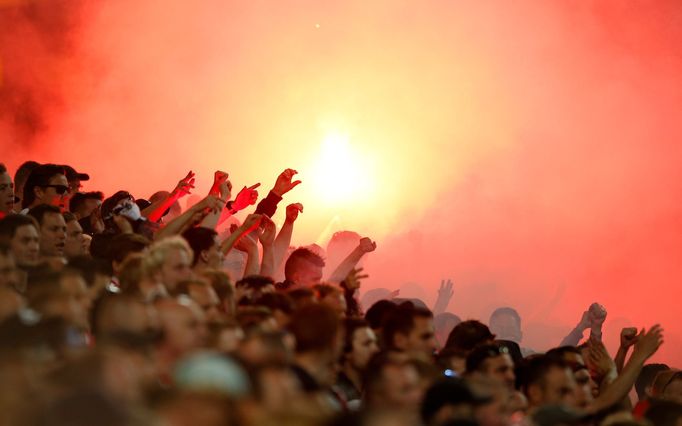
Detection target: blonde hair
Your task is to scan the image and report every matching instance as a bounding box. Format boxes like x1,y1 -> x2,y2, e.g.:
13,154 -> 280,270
143,236 -> 193,277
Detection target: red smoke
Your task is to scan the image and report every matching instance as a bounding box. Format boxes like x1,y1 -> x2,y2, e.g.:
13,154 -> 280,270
1,0 -> 682,364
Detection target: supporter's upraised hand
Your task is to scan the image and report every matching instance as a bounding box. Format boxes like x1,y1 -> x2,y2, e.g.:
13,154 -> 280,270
620,327 -> 638,349
589,303 -> 607,327
285,203 -> 304,224
172,170 -> 195,198
358,237 -> 377,253
344,267 -> 369,291
232,183 -> 260,212
210,171 -> 232,201
258,216 -> 277,247
196,195 -> 223,214
587,339 -> 616,382
272,168 -> 301,197
632,325 -> 664,361
438,279 -> 454,300
578,310 -> 592,331
235,231 -> 258,253
241,213 -> 263,234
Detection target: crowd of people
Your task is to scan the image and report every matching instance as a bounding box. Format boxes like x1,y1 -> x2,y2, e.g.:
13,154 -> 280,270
0,161 -> 678,426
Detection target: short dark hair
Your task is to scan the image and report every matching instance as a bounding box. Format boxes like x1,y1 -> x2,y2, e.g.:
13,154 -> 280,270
342,317 -> 370,354
236,275 -> 275,290
14,161 -> 40,188
445,320 -> 495,352
69,191 -> 104,213
107,233 -> 151,264
22,164 -> 65,208
289,303 -> 339,353
636,363 -> 670,400
182,226 -> 218,267
644,399 -> 682,426
465,342 -> 509,373
284,247 -> 325,280
253,292 -> 294,315
382,305 -> 433,350
365,299 -> 397,330
0,163 -> 6,174
27,204 -> 63,226
490,307 -> 521,327
0,214 -> 39,240
62,211 -> 77,224
517,355 -> 569,395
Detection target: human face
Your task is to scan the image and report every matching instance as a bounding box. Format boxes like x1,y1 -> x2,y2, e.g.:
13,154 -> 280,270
0,172 -> 14,214
189,283 -> 222,322
64,219 -> 85,258
202,237 -> 224,269
482,354 -> 516,390
10,224 -> 40,266
36,174 -> 69,210
294,261 -> 324,288
39,212 -> 67,257
561,352 -> 594,409
60,273 -> 90,329
160,248 -> 193,291
490,313 -> 522,343
404,316 -> 437,357
348,327 -> 379,370
531,366 -> 577,409
378,363 -> 423,410
158,301 -> 207,355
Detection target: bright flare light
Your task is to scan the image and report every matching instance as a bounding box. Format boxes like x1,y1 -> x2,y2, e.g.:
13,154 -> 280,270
310,133 -> 375,205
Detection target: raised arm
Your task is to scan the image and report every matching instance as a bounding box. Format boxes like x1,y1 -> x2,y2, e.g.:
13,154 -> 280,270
559,307 -> 593,347
220,214 -> 262,256
154,196 -> 221,240
217,183 -> 260,226
143,171 -> 195,223
273,203 -> 303,269
327,237 -> 377,284
614,327 -> 638,373
433,279 -> 454,315
588,325 -> 664,414
255,168 -> 301,217
588,303 -> 607,342
258,216 -> 277,278
199,171 -> 231,230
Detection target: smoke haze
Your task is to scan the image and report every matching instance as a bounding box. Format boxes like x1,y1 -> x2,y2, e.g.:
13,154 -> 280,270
1,0 -> 681,363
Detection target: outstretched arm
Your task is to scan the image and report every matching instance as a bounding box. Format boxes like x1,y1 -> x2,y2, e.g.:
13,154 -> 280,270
199,171 -> 231,230
154,196 -> 222,240
328,237 -> 377,284
433,279 -> 454,315
217,183 -> 260,226
259,216 -> 277,278
559,308 -> 592,347
143,171 -> 195,223
588,325 -> 664,414
273,203 -> 303,269
255,169 -> 301,217
614,327 -> 638,373
220,214 -> 263,256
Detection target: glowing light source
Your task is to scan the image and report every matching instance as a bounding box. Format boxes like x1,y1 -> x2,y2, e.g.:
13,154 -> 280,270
309,133 -> 375,206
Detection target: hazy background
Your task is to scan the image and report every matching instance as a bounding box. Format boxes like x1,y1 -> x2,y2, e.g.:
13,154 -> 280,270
1,0 -> 681,364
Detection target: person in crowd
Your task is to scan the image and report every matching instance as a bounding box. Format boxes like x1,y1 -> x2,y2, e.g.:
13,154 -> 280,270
12,160 -> 40,210
465,342 -> 516,391
63,212 -> 86,259
0,164 -> 15,218
69,191 -> 104,220
0,213 -> 41,268
21,164 -> 69,212
280,247 -> 325,290
335,317 -> 380,406
28,204 -> 67,261
382,303 -> 437,359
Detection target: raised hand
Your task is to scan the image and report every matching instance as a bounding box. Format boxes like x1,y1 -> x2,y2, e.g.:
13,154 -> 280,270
358,237 -> 377,253
344,267 -> 369,291
172,170 -> 195,198
438,279 -> 454,300
285,203 -> 304,224
196,195 -> 223,214
272,168 -> 302,197
620,327 -> 638,349
589,303 -> 608,327
578,310 -> 592,331
210,171 -> 232,201
632,325 -> 664,361
235,232 -> 258,253
241,213 -> 263,233
587,339 -> 616,381
232,183 -> 261,211
258,216 -> 277,246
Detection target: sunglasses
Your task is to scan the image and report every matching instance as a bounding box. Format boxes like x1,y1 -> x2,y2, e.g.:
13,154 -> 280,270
42,184 -> 69,195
